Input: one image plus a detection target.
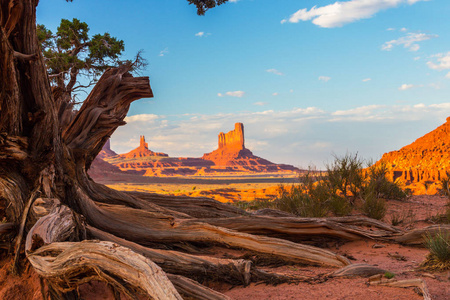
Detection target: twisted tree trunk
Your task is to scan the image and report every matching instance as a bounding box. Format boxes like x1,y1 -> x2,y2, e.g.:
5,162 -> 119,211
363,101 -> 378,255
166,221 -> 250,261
0,1 -> 353,298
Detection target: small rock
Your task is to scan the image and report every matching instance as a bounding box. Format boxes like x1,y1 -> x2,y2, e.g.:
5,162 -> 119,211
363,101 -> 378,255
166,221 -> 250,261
372,244 -> 386,249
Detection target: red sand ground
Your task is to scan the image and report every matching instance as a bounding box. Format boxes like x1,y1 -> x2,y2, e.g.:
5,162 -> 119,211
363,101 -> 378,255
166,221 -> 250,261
1,195 -> 449,299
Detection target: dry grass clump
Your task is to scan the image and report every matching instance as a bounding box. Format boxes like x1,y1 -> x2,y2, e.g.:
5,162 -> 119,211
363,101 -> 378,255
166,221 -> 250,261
420,230 -> 450,271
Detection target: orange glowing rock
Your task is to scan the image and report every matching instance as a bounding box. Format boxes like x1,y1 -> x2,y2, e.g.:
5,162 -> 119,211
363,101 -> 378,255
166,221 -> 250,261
377,117 -> 450,184
119,136 -> 168,159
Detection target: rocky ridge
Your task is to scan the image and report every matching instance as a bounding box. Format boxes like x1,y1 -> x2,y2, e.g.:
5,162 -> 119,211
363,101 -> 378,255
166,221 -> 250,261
377,117 -> 450,184
98,123 -> 299,176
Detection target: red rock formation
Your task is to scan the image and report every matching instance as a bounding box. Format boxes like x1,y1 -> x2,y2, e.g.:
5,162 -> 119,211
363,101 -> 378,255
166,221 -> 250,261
119,135 -> 169,159
202,123 -> 298,172
102,125 -> 299,176
377,117 -> 450,183
97,139 -> 118,160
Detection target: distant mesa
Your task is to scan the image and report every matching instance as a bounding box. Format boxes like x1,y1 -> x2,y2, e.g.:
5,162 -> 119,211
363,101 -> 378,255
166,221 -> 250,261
119,135 -> 168,159
202,123 -> 290,171
91,123 -> 299,178
377,117 -> 450,185
97,139 -> 118,160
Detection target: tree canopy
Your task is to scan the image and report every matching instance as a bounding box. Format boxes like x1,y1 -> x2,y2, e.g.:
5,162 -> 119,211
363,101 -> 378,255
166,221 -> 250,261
37,18 -> 125,103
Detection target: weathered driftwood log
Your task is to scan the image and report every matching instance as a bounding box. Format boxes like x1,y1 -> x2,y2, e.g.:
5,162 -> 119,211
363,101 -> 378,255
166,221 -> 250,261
0,223 -> 15,235
88,226 -> 312,286
168,274 -> 231,300
394,225 -> 450,245
88,226 -> 253,285
331,263 -> 388,278
185,215 -> 401,242
368,275 -> 432,300
126,191 -> 249,218
74,186 -> 350,267
27,241 -> 182,300
25,203 -> 84,252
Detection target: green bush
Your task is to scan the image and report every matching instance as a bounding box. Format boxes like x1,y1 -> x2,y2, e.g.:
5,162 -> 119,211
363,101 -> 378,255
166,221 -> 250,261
328,195 -> 352,216
362,186 -> 386,220
275,184 -> 328,217
325,153 -> 364,203
364,163 -> 407,201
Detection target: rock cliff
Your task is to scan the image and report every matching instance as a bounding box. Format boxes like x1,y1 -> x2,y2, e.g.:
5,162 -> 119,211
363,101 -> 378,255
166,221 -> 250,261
119,136 -> 168,159
377,117 -> 450,183
202,123 -> 298,172
97,139 -> 118,160
98,124 -> 298,177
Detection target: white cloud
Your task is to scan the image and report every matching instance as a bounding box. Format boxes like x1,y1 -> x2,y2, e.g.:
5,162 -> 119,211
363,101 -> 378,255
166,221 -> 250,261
400,27 -> 408,32
362,78 -> 372,82
272,93 -> 279,96
159,48 -> 169,57
446,72 -> 450,79
282,0 -> 428,28
266,69 -> 284,76
229,0 -> 239,2
112,102 -> 450,168
413,56 -> 421,61
387,27 -> 395,31
218,91 -> 245,98
398,84 -> 414,90
125,114 -> 160,123
382,32 -> 438,52
195,31 -> 211,37
427,52 -> 450,70
318,76 -> 331,82
253,102 -> 268,106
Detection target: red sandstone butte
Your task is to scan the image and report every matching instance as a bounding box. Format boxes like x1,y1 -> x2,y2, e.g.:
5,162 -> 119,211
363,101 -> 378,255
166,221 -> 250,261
97,139 -> 118,160
377,116 -> 450,183
119,136 -> 168,159
202,123 -> 298,172
98,123 -> 298,176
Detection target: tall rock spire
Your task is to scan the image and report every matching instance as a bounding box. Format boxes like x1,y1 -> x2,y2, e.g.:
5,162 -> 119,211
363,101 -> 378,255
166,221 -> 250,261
217,123 -> 245,150
140,135 -> 149,150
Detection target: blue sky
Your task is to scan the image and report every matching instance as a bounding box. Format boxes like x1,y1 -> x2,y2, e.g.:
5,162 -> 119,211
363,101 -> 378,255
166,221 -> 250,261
37,0 -> 450,168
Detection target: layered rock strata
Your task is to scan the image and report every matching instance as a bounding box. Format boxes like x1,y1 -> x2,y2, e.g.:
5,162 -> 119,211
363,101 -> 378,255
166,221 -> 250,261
377,117 -> 450,183
99,123 -> 299,176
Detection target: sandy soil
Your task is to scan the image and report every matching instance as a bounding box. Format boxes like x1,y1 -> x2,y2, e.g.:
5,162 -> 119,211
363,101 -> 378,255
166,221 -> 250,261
0,195 -> 449,299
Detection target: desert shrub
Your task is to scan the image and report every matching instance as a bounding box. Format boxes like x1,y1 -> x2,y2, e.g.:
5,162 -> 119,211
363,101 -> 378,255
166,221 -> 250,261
325,153 -> 364,202
421,230 -> 450,271
362,186 -> 386,220
384,271 -> 395,279
390,209 -> 414,226
274,184 -> 328,217
328,194 -> 352,216
364,163 -> 407,201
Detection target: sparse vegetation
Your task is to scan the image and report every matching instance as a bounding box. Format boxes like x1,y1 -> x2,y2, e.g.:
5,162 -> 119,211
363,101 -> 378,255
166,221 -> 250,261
421,230 -> 450,271
391,209 -> 414,226
245,154 -> 406,219
361,186 -> 387,220
384,271 -> 395,279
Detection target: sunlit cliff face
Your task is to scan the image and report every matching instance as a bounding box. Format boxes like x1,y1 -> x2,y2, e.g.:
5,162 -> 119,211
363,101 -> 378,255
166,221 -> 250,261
378,116 -> 450,184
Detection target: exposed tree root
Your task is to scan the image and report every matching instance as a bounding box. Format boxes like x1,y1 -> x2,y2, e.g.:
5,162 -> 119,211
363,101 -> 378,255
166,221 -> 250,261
0,223 -> 15,235
167,274 -> 231,300
394,225 -> 450,245
125,191 -> 249,218
368,275 -> 432,300
331,263 -> 388,278
27,241 -> 183,300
